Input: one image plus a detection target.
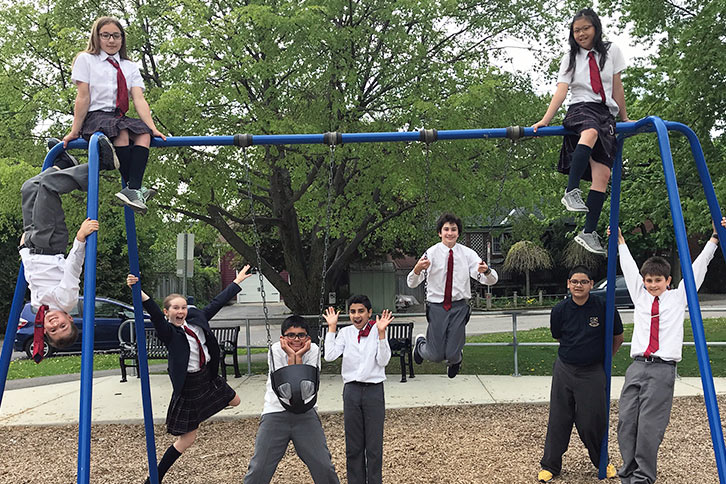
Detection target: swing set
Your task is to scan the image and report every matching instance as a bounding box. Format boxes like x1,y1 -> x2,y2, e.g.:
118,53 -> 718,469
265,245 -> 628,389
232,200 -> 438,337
0,116 -> 725,483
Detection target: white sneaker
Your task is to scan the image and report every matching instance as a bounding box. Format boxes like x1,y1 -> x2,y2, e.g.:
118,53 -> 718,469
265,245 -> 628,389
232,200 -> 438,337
561,188 -> 589,212
575,230 -> 606,255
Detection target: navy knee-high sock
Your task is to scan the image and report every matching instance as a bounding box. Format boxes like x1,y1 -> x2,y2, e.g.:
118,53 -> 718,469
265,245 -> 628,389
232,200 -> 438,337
115,145 -> 132,185
566,144 -> 593,192
144,444 -> 182,483
128,146 -> 149,190
583,190 -> 607,233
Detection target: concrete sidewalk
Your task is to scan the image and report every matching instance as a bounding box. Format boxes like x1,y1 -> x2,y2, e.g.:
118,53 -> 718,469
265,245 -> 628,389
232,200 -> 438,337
2,373 -> 725,427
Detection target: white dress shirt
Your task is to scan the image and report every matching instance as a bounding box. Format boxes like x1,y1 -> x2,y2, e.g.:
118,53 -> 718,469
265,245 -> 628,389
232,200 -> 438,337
20,238 -> 86,313
182,322 -> 211,373
557,43 -> 626,118
262,342 -> 320,415
324,324 -> 391,384
619,241 -> 717,362
71,52 -> 145,112
407,242 -> 498,302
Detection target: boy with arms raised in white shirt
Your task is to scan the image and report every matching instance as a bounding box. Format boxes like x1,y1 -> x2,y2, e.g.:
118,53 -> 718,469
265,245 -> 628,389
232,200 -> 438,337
323,295 -> 393,484
407,212 -> 498,377
614,218 -> 725,484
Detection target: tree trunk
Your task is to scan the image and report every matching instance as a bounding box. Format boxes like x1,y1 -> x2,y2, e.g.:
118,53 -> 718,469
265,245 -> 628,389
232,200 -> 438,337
525,270 -> 530,298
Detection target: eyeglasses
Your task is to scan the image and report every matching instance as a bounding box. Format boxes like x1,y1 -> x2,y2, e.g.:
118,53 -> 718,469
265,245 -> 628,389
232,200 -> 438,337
569,279 -> 591,286
99,32 -> 122,40
573,25 -> 593,35
283,332 -> 308,340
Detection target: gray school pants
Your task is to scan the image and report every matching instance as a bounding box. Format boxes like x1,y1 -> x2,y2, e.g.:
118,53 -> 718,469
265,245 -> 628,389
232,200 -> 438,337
343,381 -> 385,484
21,164 -> 89,254
243,409 -> 339,484
540,357 -> 608,475
617,359 -> 676,484
420,300 -> 470,365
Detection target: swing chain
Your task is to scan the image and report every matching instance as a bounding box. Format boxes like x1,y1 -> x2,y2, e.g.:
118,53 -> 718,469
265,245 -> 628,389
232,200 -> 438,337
243,147 -> 272,352
318,144 -> 336,324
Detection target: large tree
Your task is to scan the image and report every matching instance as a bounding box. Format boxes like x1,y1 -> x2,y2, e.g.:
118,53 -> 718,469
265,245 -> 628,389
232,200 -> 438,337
0,0 -> 564,313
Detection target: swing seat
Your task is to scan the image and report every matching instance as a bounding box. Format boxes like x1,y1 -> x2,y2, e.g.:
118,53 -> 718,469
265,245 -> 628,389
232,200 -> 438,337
271,364 -> 320,414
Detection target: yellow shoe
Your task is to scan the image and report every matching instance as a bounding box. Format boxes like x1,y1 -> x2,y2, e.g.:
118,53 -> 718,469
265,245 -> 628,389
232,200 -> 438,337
606,464 -> 617,478
538,469 -> 554,482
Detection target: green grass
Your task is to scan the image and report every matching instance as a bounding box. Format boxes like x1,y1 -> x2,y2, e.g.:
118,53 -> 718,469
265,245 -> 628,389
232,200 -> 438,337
8,317 -> 726,380
7,354 -> 132,380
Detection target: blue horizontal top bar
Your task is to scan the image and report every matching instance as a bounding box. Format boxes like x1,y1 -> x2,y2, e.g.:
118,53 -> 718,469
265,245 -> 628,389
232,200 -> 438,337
61,120 -> 659,150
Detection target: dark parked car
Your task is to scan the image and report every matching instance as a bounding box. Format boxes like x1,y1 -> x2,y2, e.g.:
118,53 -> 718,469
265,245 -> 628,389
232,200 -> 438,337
590,275 -> 633,308
13,296 -> 150,359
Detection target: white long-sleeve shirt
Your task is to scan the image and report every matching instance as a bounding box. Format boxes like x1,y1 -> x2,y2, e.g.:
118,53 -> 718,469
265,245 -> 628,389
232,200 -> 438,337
324,324 -> 391,384
619,241 -> 717,362
407,242 -> 498,302
262,341 -> 319,415
20,238 -> 86,313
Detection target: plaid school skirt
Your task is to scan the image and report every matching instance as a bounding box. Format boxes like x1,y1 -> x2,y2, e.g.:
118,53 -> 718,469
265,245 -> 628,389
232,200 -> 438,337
80,110 -> 152,140
166,365 -> 237,436
558,102 -> 617,181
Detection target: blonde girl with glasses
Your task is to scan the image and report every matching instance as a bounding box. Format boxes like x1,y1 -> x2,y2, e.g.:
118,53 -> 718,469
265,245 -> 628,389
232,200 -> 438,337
64,16 -> 166,214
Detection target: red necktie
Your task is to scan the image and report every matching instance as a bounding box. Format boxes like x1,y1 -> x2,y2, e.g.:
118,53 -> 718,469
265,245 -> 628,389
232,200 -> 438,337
33,305 -> 48,364
443,249 -> 454,311
644,296 -> 660,357
183,326 -> 206,369
106,57 -> 129,115
358,320 -> 375,342
587,51 -> 606,103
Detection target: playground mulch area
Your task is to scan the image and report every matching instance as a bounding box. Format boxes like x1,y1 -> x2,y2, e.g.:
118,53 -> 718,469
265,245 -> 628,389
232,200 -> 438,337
0,396 -> 721,484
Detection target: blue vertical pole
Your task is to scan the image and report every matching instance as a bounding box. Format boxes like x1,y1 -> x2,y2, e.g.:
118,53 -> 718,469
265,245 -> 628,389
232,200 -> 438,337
77,133 -> 101,484
124,202 -> 160,484
0,273 -> 29,406
0,150 -> 61,406
651,117 -> 726,483
598,135 -> 626,479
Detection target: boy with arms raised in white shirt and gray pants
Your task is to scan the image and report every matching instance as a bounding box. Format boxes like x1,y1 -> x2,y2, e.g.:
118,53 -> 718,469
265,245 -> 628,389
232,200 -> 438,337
324,295 -> 393,484
615,218 -> 724,484
407,212 -> 498,378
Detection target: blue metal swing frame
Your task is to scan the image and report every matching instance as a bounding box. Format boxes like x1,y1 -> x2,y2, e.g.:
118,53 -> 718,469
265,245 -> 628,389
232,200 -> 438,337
0,117 -> 724,482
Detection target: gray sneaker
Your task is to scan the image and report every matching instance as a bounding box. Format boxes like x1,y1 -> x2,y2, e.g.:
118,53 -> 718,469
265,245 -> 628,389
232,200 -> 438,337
561,188 -> 589,212
97,135 -> 120,171
115,187 -> 148,214
575,230 -> 607,255
139,186 -> 157,203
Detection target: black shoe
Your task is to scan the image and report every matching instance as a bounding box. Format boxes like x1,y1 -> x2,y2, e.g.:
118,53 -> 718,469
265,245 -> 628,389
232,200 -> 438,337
413,334 -> 425,365
97,135 -> 120,171
47,138 -> 79,170
447,361 -> 461,378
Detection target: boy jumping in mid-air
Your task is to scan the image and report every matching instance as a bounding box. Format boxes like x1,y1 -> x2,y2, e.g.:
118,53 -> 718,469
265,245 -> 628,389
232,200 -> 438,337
407,212 -> 498,378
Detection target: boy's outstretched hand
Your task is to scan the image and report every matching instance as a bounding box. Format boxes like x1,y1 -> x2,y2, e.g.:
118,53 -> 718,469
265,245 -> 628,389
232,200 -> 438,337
127,274 -> 139,287
76,218 -> 99,242
233,264 -> 253,284
376,309 -> 394,337
323,307 -> 340,331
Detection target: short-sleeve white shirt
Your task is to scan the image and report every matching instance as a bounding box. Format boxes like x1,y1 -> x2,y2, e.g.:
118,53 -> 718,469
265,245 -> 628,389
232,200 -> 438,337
71,52 -> 145,112
557,43 -> 626,118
